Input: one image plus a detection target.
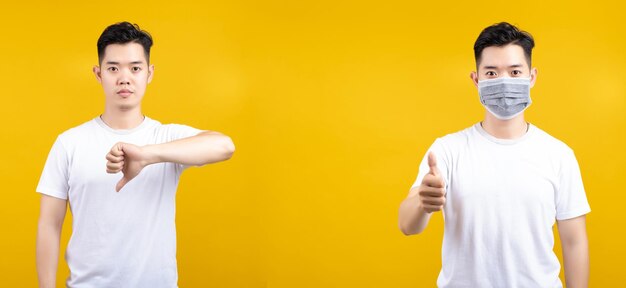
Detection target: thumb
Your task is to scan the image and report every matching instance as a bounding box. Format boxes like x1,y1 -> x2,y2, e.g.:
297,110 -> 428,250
427,151 -> 440,176
116,177 -> 129,192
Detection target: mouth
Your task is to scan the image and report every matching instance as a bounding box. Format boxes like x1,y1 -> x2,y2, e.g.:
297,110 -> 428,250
117,89 -> 133,97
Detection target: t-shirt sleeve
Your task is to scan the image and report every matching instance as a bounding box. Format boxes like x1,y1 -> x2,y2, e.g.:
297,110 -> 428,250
411,138 -> 450,190
555,149 -> 591,220
163,124 -> 204,172
36,136 -> 70,200
164,124 -> 203,142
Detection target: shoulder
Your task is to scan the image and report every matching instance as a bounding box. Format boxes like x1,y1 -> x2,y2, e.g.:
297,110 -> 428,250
55,118 -> 99,146
149,119 -> 203,142
529,125 -> 581,175
153,122 -> 199,135
145,116 -> 198,131
530,124 -> 575,155
434,124 -> 476,150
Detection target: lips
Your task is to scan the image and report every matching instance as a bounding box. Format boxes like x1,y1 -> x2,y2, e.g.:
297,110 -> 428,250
117,89 -> 133,97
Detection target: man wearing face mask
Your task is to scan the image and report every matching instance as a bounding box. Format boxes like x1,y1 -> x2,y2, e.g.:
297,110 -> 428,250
398,22 -> 590,288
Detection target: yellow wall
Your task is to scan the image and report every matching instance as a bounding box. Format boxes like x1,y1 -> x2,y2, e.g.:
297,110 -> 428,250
1,1 -> 624,287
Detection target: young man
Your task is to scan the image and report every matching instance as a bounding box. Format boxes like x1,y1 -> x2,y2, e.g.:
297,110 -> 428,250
36,22 -> 235,287
398,22 -> 590,287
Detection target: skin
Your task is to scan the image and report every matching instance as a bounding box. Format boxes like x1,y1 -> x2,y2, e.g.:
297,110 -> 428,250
398,44 -> 588,287
36,42 -> 235,288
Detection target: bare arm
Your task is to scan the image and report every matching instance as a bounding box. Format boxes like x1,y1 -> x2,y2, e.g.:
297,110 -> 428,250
398,152 -> 446,235
36,194 -> 68,288
557,215 -> 589,288
106,131 -> 235,191
399,187 -> 433,235
143,131 -> 235,166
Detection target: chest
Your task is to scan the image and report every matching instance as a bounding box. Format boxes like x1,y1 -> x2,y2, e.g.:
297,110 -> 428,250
65,132 -> 167,197
447,145 -> 559,214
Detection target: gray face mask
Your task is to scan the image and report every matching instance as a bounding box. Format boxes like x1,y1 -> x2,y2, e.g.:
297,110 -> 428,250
478,77 -> 531,120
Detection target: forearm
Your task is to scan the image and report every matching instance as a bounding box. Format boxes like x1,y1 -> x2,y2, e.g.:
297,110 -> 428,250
562,239 -> 589,288
145,131 -> 235,166
36,224 -> 61,288
399,195 -> 431,235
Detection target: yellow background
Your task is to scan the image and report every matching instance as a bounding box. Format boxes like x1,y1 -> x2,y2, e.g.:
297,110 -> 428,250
1,1 -> 624,287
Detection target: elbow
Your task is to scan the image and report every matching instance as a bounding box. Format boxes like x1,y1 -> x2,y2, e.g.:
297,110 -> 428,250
196,132 -> 236,165
206,135 -> 235,164
561,234 -> 588,249
398,201 -> 425,236
221,136 -> 235,160
37,218 -> 63,236
399,220 -> 420,236
400,226 -> 412,236
400,227 -> 419,236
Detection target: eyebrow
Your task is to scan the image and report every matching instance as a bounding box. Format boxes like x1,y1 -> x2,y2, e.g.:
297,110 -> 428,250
105,61 -> 145,65
482,64 -> 524,69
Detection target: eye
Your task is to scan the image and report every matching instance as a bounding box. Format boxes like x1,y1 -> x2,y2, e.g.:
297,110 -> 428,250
132,66 -> 142,72
485,71 -> 497,77
511,70 -> 523,76
107,67 -> 118,72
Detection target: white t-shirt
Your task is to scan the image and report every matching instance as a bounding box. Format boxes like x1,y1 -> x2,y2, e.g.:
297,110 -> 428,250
37,116 -> 201,288
412,123 -> 590,288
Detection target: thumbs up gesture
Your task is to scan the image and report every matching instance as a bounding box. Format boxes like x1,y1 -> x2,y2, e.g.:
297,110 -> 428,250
418,152 -> 446,213
106,142 -> 150,192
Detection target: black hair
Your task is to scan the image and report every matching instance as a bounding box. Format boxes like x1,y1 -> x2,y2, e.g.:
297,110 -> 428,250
473,22 -> 535,68
97,22 -> 153,64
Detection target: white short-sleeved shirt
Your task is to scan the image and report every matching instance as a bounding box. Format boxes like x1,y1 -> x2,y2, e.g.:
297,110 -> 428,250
37,116 -> 201,288
412,123 -> 590,288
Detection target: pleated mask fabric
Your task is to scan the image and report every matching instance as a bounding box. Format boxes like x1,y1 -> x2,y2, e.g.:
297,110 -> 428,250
478,77 -> 531,120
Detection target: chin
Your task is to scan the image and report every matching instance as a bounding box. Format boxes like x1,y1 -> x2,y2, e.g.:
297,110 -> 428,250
106,96 -> 143,111
115,102 -> 140,111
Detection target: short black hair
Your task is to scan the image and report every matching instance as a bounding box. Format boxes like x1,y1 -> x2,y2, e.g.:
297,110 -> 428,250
97,22 -> 153,64
473,22 -> 535,68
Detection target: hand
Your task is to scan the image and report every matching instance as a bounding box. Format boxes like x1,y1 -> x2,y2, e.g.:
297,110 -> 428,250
418,152 -> 446,213
106,142 -> 151,192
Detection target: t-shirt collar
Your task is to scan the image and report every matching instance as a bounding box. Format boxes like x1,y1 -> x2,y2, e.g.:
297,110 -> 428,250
94,115 -> 151,135
474,121 -> 535,145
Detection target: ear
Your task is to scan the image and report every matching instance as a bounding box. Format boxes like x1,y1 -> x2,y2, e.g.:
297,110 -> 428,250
93,65 -> 102,84
147,64 -> 155,84
529,67 -> 538,88
470,71 -> 479,88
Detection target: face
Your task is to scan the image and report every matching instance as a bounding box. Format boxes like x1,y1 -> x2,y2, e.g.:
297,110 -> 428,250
470,43 -> 537,87
93,43 -> 154,110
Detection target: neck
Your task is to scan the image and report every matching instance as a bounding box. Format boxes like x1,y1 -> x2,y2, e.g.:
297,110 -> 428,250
100,105 -> 145,130
481,112 -> 528,139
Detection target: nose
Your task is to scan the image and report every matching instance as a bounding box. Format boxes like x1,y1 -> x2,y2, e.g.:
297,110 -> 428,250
117,69 -> 131,86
